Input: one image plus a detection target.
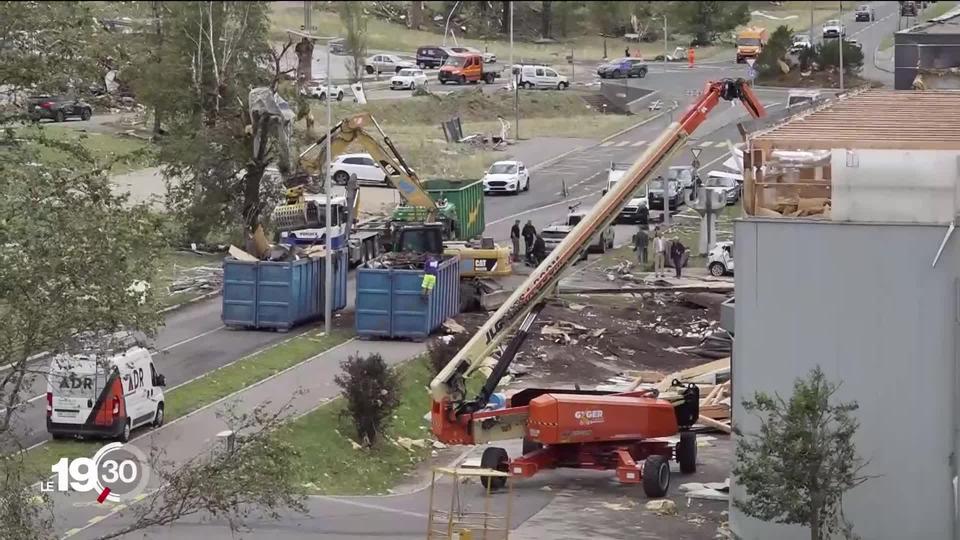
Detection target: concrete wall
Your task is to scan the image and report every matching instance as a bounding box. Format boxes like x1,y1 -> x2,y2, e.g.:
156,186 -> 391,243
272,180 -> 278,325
895,31 -> 960,90
830,149 -> 960,224
731,219 -> 960,540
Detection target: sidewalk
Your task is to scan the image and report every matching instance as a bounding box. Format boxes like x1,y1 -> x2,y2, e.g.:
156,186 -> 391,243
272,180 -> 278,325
57,337 -> 427,539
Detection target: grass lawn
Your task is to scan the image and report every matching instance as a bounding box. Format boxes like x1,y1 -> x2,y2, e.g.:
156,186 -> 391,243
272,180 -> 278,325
270,5 -> 723,64
306,91 -> 650,179
743,1 -> 842,34
19,329 -> 353,481
279,356 -> 446,495
155,250 -> 224,308
10,124 -> 151,175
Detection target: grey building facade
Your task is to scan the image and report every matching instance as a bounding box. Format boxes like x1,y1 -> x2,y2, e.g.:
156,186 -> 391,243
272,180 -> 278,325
731,219 -> 960,540
894,7 -> 960,90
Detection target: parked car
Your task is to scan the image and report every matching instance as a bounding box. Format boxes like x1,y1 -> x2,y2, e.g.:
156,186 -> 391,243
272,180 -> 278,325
704,173 -> 742,205
707,241 -> 734,276
328,38 -> 347,55
438,53 -> 500,84
667,165 -> 699,192
647,177 -> 682,210
27,95 -> 92,122
790,34 -> 813,53
328,153 -> 388,185
901,1 -> 918,16
542,205 -> 615,254
597,57 -> 648,79
822,19 -> 846,38
449,46 -> 496,64
416,46 -> 451,69
515,64 -> 568,90
617,194 -> 649,224
390,68 -> 428,90
365,53 -> 415,74
300,80 -> 344,101
482,160 -> 529,195
854,5 -> 876,21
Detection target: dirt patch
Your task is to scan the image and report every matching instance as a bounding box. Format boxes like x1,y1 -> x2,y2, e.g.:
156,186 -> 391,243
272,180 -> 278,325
449,291 -> 727,388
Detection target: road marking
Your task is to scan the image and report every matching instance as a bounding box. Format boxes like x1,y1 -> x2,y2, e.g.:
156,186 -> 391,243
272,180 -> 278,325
630,140 -> 646,147
311,495 -> 429,519
488,172 -> 605,226
160,325 -> 226,352
614,140 -> 631,147
851,11 -> 895,37
599,141 -> 615,147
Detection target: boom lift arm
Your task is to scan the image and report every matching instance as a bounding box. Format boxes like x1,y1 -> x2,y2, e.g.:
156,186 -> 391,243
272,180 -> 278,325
429,79 -> 765,443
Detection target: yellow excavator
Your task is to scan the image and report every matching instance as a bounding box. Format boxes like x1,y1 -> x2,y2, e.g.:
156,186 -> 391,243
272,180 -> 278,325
274,112 -> 511,285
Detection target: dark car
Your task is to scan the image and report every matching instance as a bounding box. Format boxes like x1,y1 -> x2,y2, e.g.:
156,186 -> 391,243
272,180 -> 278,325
854,5 -> 875,21
901,1 -> 918,16
597,58 -> 648,79
27,96 -> 92,122
416,46 -> 452,69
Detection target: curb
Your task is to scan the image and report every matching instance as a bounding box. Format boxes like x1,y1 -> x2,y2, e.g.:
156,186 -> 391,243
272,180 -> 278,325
158,288 -> 223,314
873,43 -> 894,74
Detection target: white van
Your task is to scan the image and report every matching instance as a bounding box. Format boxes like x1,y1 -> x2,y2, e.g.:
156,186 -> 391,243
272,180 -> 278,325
515,64 -> 569,90
47,347 -> 166,442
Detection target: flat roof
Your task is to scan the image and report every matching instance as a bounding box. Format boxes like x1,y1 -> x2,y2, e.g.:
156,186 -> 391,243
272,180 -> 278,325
750,89 -> 960,150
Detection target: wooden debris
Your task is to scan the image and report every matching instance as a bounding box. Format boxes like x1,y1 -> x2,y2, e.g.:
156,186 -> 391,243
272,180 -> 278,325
697,415 -> 731,434
228,245 -> 258,262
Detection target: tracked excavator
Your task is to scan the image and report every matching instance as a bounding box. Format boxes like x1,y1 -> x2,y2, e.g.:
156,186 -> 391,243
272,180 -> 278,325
429,79 -> 765,495
273,113 -> 510,278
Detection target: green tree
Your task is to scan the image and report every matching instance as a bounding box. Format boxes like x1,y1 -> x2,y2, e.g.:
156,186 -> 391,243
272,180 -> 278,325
756,25 -> 793,78
340,1 -> 368,83
817,39 -> 865,74
734,366 -> 870,540
335,353 -> 401,446
669,1 -> 750,46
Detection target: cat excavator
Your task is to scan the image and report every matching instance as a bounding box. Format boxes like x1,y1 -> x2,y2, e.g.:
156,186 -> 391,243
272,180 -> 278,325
429,79 -> 765,495
273,112 -> 511,308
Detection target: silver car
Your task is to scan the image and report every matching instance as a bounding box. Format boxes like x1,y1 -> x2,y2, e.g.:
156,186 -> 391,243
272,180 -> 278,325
365,54 -> 415,75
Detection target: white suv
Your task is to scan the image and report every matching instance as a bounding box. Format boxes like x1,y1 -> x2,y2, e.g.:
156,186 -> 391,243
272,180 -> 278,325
300,81 -> 344,101
329,154 -> 388,185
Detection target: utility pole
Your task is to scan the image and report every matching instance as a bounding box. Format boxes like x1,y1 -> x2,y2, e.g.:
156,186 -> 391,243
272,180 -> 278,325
323,41 -> 332,335
663,15 -> 668,73
809,1 -> 814,49
511,1 -> 518,140
303,0 -> 311,32
838,1 -> 844,90
443,1 -> 461,47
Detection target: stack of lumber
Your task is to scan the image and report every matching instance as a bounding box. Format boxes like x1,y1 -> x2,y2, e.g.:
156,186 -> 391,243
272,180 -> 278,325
628,358 -> 732,434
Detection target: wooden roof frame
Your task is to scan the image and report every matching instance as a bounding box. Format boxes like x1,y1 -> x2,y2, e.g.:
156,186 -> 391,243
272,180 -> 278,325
750,89 -> 960,152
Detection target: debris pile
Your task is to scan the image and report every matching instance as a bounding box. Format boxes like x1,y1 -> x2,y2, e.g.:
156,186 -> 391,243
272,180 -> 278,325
680,479 -> 730,501
539,320 -> 605,345
228,225 -> 328,263
168,265 -> 223,296
651,357 -> 732,433
364,251 -> 439,270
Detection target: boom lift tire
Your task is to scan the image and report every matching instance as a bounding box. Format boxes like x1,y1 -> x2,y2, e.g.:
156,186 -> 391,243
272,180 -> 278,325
676,431 -> 697,474
642,455 -> 671,498
480,446 -> 509,490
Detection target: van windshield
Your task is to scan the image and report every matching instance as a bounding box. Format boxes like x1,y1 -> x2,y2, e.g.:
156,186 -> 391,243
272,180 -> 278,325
445,56 -> 467,67
736,38 -> 762,46
667,168 -> 692,182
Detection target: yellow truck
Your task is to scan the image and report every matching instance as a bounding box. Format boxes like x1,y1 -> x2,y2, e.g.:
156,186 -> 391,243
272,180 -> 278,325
736,27 -> 768,64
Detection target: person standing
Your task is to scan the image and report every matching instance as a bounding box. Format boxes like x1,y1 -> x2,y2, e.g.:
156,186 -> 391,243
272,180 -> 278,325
522,220 -> 536,261
652,227 -> 665,278
510,220 -> 521,262
624,47 -> 631,57
670,237 -> 686,279
633,226 -> 649,265
532,232 -> 547,266
637,203 -> 649,228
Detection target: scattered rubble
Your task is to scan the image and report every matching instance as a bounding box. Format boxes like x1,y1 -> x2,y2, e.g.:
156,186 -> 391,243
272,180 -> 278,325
168,265 -> 223,296
646,499 -> 678,515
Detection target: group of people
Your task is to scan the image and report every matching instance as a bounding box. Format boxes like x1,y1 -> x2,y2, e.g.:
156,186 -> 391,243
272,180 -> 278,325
510,219 -> 546,266
634,225 -> 686,279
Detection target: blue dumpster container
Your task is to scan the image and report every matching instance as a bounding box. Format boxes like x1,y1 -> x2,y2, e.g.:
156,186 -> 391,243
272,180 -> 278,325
355,255 -> 460,340
221,249 -> 348,331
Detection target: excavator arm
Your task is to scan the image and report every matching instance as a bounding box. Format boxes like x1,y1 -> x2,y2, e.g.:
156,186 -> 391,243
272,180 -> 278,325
296,112 -> 438,212
429,79 -> 765,443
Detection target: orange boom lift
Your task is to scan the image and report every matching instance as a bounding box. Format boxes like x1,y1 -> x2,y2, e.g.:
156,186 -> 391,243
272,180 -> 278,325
429,79 -> 765,496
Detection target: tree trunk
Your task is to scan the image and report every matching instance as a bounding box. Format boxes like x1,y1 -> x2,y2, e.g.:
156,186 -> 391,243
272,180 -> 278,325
810,516 -> 820,540
408,0 -> 423,30
501,1 -> 511,34
152,1 -> 163,139
541,1 -> 552,38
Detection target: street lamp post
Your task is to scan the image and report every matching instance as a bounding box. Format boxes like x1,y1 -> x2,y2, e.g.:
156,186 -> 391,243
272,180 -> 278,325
323,41 -> 332,335
510,1 -> 518,140
663,15 -> 668,73
838,1 -> 845,91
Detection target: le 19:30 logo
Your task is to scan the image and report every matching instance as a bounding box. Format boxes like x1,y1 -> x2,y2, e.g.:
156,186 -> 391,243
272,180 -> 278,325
42,443 -> 151,503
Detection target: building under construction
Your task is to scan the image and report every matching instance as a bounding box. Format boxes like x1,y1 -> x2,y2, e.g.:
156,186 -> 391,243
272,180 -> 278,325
731,90 -> 960,539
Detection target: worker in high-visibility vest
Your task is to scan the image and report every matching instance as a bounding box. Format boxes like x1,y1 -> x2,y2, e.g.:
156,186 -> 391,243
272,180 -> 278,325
421,257 -> 439,299
688,48 -> 695,68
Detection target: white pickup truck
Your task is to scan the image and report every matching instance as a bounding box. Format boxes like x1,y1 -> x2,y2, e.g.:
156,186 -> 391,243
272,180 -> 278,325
606,162 -> 650,224
542,204 -> 615,257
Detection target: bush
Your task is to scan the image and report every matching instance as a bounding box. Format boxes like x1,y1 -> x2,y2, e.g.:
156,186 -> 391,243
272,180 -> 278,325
816,39 -> 864,73
756,25 -> 793,78
334,353 -> 401,446
427,333 -> 470,377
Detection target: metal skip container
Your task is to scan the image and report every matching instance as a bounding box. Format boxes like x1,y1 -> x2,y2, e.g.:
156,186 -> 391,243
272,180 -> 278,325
221,249 -> 348,331
355,255 -> 460,340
